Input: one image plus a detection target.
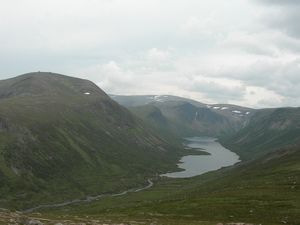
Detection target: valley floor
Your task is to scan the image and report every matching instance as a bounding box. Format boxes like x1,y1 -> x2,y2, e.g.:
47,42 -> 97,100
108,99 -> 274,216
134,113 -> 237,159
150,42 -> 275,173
35,146 -> 299,225
1,143 -> 298,225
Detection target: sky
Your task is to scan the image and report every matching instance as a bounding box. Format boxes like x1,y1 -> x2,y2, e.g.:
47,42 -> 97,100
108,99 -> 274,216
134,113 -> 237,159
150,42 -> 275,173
1,0 -> 300,108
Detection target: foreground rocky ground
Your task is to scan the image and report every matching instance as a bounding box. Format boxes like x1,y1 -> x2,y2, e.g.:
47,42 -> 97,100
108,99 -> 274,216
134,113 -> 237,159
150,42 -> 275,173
0,209 -> 259,225
0,209 -> 130,225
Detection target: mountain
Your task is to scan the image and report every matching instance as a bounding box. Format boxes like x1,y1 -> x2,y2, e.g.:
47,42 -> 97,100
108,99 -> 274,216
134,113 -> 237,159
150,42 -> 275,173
110,94 -> 300,161
0,72 -> 181,209
0,80 -> 298,224
112,94 -> 255,137
110,94 -> 207,108
221,107 -> 300,160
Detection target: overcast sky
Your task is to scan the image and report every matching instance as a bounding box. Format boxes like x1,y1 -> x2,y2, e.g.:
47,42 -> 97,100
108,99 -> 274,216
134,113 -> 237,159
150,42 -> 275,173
1,0 -> 300,108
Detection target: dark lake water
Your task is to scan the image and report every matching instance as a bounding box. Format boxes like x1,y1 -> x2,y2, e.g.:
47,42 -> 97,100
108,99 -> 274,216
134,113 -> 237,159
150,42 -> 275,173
161,136 -> 240,178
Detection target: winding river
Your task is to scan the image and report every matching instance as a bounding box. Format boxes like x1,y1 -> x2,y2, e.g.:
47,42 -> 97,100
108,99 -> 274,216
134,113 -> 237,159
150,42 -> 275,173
23,179 -> 153,213
161,136 -> 240,178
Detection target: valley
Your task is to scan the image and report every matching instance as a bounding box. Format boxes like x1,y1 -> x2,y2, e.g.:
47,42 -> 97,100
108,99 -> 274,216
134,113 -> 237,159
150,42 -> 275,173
0,73 -> 299,225
22,136 -> 239,213
43,145 -> 299,225
2,0 -> 300,224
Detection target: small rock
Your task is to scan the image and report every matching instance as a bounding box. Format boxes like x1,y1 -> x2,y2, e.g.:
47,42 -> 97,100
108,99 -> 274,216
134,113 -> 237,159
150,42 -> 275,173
9,218 -> 16,223
27,219 -> 44,225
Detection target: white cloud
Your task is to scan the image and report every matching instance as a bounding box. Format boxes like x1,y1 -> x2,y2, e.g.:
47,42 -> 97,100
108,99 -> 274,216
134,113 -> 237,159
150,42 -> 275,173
146,48 -> 171,62
1,0 -> 300,108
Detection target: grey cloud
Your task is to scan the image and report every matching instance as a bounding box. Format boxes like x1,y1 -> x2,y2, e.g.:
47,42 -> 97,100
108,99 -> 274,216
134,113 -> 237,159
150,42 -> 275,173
265,9 -> 300,39
188,80 -> 247,102
257,1 -> 300,39
258,0 -> 300,5
219,58 -> 300,99
1,0 -> 300,107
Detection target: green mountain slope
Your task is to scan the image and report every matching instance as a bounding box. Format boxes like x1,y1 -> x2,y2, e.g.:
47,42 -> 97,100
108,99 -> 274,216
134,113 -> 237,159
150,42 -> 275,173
0,72 -> 181,209
221,107 -> 300,160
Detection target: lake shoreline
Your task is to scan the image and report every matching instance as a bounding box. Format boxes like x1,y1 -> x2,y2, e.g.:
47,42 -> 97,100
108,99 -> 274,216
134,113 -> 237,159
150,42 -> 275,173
161,136 -> 241,178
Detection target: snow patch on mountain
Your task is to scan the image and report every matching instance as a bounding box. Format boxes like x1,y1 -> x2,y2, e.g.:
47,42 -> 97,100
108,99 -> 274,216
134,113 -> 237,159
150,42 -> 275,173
232,110 -> 241,114
221,107 -> 229,110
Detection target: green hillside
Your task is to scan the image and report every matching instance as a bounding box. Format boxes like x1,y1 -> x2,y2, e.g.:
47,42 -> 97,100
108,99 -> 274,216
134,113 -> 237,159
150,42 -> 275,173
221,107 -> 300,160
0,72 -> 182,209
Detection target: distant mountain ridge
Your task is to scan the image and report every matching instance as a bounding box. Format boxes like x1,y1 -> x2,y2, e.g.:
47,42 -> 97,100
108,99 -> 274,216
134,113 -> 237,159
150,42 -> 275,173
221,106 -> 300,160
111,94 -> 254,137
110,94 -> 207,107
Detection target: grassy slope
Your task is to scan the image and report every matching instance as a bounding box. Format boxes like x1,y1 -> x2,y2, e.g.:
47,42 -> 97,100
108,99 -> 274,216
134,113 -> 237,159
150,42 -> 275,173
0,72 -> 182,209
45,145 -> 300,225
220,107 -> 300,160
